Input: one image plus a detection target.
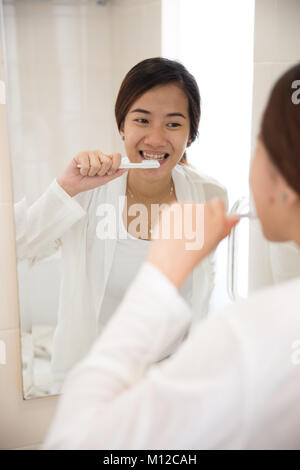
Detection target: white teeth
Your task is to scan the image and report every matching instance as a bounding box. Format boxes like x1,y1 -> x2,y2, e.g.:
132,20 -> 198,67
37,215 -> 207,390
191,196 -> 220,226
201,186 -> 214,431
142,151 -> 166,160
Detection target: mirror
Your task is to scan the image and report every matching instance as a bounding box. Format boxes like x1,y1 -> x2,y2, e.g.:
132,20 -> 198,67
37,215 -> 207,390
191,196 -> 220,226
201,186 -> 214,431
2,0 -> 300,401
1,0 -> 167,398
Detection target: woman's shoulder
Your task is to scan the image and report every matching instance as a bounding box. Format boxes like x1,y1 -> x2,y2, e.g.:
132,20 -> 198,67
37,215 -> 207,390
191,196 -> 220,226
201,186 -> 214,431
177,164 -> 228,208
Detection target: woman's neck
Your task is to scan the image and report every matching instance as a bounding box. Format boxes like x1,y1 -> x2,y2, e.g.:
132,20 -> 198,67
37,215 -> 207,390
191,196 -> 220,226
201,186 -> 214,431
126,170 -> 174,203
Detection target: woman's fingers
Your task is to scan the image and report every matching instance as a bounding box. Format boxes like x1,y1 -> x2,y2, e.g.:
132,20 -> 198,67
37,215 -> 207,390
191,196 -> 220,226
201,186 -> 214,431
95,151 -> 112,177
88,151 -> 102,176
107,153 -> 122,174
75,150 -> 120,177
147,200 -> 241,290
222,216 -> 240,238
208,198 -> 240,239
76,152 -> 90,176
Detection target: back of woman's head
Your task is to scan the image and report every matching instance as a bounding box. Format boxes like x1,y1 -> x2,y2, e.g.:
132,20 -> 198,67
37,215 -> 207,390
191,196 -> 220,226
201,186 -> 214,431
115,57 -> 201,166
261,63 -> 300,195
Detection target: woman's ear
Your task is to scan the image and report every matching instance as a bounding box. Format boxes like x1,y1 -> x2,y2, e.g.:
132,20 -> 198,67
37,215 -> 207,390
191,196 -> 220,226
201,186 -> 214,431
283,186 -> 300,206
276,168 -> 299,206
119,123 -> 125,141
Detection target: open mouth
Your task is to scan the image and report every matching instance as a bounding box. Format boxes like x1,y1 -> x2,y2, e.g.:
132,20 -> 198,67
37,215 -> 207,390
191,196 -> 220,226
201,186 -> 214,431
139,151 -> 170,160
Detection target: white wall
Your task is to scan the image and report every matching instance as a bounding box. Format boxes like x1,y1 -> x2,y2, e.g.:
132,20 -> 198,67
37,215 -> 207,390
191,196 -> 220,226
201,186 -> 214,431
162,0 -> 255,307
0,0 -> 161,450
248,0 -> 300,293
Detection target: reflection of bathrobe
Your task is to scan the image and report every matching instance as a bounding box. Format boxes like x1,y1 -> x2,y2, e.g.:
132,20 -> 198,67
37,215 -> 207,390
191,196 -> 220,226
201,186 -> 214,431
15,164 -> 227,383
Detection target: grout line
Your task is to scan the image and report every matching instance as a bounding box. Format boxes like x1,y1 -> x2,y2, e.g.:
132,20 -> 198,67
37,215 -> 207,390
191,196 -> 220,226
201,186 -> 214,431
9,441 -> 42,450
0,326 -> 20,334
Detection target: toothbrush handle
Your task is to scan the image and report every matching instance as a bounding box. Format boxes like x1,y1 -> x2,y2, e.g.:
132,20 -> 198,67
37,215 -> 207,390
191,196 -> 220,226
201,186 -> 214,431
76,162 -> 158,169
119,162 -> 158,168
119,162 -> 144,168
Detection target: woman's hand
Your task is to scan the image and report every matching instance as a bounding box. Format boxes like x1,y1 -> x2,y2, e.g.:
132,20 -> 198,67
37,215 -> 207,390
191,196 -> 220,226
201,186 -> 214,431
147,199 -> 240,289
56,150 -> 128,197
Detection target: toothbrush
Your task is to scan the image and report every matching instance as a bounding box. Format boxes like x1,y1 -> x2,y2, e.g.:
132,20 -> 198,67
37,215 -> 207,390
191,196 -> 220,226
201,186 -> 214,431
75,159 -> 257,218
76,158 -> 160,170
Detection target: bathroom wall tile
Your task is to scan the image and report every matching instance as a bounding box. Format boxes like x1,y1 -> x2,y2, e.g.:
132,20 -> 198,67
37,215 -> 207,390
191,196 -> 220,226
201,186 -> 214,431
254,0 -> 277,63
82,16 -> 112,67
3,4 -> 112,68
254,0 -> 300,64
0,328 -> 58,450
0,25 -> 14,205
111,0 -> 161,70
81,65 -> 112,113
275,0 -> 300,62
2,0 -> 100,19
0,203 -> 20,331
250,62 -> 293,157
251,63 -> 274,154
111,0 -> 162,154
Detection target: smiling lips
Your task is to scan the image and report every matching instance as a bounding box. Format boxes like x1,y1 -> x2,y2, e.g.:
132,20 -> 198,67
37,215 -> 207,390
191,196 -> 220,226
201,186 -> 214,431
139,151 -> 169,160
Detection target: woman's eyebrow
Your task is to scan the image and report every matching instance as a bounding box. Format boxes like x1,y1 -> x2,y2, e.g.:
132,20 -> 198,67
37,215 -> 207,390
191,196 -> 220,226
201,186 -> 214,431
130,108 -> 151,114
130,108 -> 186,119
167,112 -> 186,119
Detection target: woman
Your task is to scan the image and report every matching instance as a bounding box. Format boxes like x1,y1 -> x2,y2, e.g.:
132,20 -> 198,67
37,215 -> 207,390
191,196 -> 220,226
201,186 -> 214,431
42,63 -> 300,450
16,57 -> 227,390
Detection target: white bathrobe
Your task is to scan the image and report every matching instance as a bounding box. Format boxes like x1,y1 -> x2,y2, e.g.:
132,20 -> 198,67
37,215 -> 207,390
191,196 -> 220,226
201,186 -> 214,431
15,163 -> 227,384
42,261 -> 300,450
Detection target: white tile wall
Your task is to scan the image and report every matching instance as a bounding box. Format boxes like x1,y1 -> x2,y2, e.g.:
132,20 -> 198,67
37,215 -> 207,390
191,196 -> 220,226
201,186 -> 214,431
111,0 -> 161,153
251,0 -> 300,150
249,0 -> 300,292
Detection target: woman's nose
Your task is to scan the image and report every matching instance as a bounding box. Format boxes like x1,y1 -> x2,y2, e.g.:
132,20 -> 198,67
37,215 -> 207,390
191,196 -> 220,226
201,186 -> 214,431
143,127 -> 168,147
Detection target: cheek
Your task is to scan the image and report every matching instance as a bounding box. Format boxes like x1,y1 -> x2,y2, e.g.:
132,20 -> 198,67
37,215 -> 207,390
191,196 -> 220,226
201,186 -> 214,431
250,159 -> 267,214
172,132 -> 189,154
124,128 -> 143,148
251,170 -> 275,223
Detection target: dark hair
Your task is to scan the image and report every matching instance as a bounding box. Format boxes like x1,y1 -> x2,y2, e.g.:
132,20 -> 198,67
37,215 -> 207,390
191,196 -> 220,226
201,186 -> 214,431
261,63 -> 300,195
115,57 -> 201,166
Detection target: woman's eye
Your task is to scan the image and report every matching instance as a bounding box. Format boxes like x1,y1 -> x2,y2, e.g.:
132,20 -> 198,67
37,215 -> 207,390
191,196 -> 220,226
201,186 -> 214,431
134,118 -> 148,124
167,123 -> 181,128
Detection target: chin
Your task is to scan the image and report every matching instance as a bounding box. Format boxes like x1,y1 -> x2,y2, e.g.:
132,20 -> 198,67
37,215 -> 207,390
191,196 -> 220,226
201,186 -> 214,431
261,224 -> 287,242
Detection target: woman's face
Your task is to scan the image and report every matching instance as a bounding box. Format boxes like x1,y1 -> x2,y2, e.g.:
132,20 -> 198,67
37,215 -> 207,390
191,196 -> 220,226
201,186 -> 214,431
249,136 -> 292,241
121,83 -> 191,178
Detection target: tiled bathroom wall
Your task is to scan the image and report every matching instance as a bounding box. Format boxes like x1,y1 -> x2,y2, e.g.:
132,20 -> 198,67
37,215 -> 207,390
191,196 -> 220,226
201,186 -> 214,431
0,0 -> 161,450
248,0 -> 300,293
